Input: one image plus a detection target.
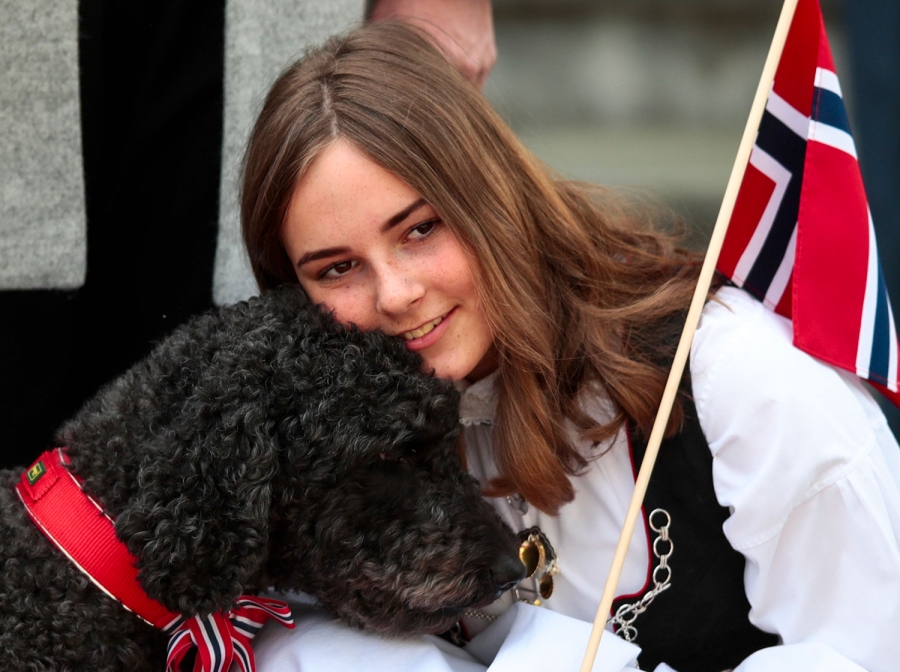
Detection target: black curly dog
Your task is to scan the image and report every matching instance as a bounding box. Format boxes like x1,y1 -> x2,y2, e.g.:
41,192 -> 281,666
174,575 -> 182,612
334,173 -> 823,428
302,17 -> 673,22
0,286 -> 524,671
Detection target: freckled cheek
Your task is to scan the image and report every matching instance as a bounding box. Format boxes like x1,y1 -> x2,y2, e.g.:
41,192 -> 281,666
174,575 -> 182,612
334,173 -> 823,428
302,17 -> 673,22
318,291 -> 379,330
430,262 -> 477,303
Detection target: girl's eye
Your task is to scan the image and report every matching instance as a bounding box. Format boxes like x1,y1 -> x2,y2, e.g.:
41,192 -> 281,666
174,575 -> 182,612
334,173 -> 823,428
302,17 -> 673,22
409,218 -> 440,239
321,260 -> 356,279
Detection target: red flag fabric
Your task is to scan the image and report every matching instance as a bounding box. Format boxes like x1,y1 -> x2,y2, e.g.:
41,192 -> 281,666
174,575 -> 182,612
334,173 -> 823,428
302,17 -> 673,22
717,0 -> 900,409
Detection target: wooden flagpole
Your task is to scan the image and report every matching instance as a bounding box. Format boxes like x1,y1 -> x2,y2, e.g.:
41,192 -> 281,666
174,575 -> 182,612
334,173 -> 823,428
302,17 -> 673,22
578,0 -> 800,669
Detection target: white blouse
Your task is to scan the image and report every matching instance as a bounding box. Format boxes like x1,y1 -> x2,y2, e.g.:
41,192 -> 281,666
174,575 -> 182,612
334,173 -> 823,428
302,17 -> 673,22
254,286 -> 900,671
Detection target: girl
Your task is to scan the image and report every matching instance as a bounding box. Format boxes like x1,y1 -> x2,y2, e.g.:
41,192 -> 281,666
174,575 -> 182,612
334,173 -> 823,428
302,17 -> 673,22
240,22 -> 900,672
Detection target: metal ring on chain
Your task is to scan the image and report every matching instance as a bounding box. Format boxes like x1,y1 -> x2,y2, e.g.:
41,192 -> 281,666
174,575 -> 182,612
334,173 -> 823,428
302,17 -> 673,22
653,535 -> 673,559
648,508 -> 671,532
607,508 -> 673,643
652,564 -> 672,585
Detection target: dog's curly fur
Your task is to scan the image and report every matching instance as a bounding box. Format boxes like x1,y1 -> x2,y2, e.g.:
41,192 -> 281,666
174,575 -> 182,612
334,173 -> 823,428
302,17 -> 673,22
0,286 -> 523,671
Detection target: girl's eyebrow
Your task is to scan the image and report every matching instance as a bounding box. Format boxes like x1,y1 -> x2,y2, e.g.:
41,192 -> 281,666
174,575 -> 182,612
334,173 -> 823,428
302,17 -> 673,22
296,246 -> 350,269
380,198 -> 428,233
296,198 -> 429,269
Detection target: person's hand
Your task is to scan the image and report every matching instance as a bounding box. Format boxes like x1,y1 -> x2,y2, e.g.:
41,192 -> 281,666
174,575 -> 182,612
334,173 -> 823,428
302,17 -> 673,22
368,0 -> 496,90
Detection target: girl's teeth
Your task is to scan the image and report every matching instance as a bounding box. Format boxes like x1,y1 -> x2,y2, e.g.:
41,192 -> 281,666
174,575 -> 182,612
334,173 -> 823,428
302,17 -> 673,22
404,316 -> 444,340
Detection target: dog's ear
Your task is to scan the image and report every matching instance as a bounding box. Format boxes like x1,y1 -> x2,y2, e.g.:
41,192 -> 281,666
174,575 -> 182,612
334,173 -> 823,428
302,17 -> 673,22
114,423 -> 279,617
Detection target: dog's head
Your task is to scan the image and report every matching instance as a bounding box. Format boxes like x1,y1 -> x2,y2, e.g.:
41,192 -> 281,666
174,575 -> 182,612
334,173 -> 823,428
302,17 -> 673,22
65,287 -> 523,634
260,298 -> 525,636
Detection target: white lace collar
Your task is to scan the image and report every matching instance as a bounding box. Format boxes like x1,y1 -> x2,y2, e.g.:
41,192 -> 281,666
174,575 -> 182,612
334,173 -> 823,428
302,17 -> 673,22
456,371 -> 499,426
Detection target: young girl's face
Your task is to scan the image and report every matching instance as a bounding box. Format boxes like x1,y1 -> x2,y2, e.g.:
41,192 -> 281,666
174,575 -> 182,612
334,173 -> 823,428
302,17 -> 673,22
281,139 -> 497,382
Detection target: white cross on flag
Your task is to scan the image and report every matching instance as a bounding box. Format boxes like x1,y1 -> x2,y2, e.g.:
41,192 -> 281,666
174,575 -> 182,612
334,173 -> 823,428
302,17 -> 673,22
716,0 -> 900,409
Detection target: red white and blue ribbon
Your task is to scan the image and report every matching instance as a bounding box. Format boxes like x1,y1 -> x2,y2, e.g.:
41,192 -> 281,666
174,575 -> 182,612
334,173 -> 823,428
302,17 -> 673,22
165,596 -> 294,672
16,449 -> 294,672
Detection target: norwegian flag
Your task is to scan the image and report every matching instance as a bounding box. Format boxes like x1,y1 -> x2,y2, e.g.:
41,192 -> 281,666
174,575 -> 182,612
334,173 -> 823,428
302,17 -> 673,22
716,0 -> 900,409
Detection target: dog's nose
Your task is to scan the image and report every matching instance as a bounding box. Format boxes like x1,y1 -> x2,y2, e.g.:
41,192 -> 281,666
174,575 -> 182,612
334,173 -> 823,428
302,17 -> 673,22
490,553 -> 527,592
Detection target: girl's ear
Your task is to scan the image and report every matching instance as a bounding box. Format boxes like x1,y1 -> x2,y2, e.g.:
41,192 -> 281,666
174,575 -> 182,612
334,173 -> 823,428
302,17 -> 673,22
114,428 -> 279,616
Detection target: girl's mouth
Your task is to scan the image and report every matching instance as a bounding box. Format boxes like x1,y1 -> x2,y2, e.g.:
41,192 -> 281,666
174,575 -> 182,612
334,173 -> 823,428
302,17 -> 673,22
402,309 -> 455,351
403,314 -> 445,340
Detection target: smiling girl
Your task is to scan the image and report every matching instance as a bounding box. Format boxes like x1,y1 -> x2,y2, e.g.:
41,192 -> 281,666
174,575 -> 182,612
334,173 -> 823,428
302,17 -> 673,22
240,22 -> 900,672
281,138 -> 497,383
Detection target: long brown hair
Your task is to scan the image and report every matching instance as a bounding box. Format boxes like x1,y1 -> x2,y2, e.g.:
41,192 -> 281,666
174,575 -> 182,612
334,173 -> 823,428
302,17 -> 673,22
241,22 -> 703,514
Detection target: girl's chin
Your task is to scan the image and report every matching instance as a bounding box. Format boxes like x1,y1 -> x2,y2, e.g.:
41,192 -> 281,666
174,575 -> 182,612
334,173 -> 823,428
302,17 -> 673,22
423,359 -> 497,384
419,357 -> 467,382
422,363 -> 462,381
419,342 -> 498,383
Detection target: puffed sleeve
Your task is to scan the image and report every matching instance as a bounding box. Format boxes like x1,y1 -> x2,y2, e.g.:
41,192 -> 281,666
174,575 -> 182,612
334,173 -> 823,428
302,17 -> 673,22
253,600 -> 642,671
690,287 -> 900,672
252,600 -> 487,672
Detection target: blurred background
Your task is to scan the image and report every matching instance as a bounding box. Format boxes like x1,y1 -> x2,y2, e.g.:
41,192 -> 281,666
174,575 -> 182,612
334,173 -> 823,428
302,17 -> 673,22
484,0 -> 849,244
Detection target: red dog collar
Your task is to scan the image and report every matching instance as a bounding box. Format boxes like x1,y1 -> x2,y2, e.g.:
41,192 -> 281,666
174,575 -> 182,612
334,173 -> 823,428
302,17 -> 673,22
16,448 -> 293,672
16,448 -> 181,629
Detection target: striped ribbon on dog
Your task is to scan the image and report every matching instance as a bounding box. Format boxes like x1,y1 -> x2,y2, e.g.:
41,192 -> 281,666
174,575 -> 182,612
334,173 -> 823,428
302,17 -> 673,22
165,596 -> 294,672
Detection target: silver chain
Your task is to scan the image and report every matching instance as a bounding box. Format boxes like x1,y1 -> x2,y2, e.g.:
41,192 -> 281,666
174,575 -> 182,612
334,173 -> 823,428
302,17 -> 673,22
607,508 -> 673,643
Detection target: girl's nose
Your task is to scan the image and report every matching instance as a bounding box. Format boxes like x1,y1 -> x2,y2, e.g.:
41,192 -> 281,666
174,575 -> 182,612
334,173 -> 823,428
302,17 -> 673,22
374,262 -> 425,316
